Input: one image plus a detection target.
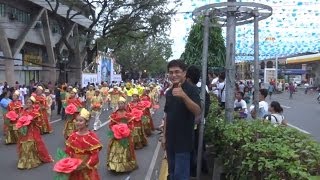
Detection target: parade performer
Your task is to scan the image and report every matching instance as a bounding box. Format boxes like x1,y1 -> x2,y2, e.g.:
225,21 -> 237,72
44,89 -> 53,121
16,97 -> 53,169
100,82 -> 109,111
127,90 -> 148,149
4,90 -> 22,144
106,97 -> 138,172
64,108 -> 102,179
124,83 -> 133,103
91,89 -> 103,131
108,86 -> 124,111
32,86 -> 53,134
139,89 -> 155,136
86,85 -> 95,110
1,90 -> 12,133
63,88 -> 83,139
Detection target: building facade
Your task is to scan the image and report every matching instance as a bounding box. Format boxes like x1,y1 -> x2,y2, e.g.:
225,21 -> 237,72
0,0 -> 92,86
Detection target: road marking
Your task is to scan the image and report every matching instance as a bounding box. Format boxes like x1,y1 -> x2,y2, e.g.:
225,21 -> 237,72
288,123 -> 311,134
281,105 -> 291,109
145,141 -> 161,180
98,120 -> 111,130
50,119 -> 62,124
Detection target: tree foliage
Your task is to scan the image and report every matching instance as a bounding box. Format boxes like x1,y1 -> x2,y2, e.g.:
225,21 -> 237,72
111,35 -> 172,80
181,19 -> 226,68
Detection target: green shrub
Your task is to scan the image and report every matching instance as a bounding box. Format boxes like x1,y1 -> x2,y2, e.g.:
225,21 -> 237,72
205,100 -> 320,180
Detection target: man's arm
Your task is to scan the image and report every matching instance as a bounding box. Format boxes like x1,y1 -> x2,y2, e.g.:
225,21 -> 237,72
182,93 -> 201,116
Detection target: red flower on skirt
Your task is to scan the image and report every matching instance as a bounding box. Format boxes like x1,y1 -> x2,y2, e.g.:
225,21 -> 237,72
111,123 -> 131,139
65,104 -> 77,115
6,111 -> 19,121
139,100 -> 152,108
53,157 -> 83,173
130,108 -> 143,121
16,115 -> 33,129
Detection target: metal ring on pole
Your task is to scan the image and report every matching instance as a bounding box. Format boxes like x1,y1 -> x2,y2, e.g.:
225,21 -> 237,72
192,2 -> 272,27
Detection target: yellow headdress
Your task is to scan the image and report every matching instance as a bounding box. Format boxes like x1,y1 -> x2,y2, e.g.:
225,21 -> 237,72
118,97 -> 126,102
72,88 -> 77,93
80,108 -> 90,121
30,96 -> 36,102
14,90 -> 20,96
37,86 -> 43,91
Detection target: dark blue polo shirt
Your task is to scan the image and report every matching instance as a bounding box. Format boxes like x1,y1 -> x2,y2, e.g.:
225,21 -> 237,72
164,81 -> 201,153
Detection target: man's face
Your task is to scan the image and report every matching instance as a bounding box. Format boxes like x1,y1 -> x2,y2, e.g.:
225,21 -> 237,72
168,66 -> 186,85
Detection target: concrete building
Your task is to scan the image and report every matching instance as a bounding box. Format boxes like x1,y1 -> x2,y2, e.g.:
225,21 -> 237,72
0,0 -> 92,86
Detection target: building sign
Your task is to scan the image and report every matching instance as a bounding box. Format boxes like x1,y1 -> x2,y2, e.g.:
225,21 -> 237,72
24,54 -> 42,66
264,68 -> 276,84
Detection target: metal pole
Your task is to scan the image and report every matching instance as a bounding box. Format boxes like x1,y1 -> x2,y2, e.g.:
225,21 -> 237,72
225,0 -> 237,122
196,11 -> 210,180
275,56 -> 278,90
253,10 -> 260,115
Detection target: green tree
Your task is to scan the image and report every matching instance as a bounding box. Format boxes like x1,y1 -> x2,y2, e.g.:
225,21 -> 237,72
181,19 -> 226,68
112,35 -> 172,80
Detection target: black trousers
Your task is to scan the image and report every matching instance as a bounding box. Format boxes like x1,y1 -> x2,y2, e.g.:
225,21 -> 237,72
190,127 -> 208,176
57,100 -> 62,114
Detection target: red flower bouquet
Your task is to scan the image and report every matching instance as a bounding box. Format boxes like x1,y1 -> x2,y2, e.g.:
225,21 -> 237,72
65,104 -> 77,115
139,100 -> 152,108
111,123 -> 131,139
6,111 -> 19,122
16,115 -> 33,129
53,157 -> 83,173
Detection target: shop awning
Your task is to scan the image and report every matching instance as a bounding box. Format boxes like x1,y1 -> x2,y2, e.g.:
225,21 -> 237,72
286,54 -> 320,64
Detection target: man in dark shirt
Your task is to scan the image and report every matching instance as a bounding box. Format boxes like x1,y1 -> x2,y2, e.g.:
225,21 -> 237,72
164,60 -> 201,180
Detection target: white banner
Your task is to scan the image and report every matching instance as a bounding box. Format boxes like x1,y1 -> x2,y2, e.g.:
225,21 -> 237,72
111,74 -> 122,82
82,73 -> 98,87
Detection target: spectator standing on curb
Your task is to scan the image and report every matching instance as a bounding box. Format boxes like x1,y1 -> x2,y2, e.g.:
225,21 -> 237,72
163,60 -> 201,180
217,72 -> 226,109
264,101 -> 288,126
250,89 -> 269,119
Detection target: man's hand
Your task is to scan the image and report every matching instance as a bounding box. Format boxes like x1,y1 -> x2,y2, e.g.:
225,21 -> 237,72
172,83 -> 186,99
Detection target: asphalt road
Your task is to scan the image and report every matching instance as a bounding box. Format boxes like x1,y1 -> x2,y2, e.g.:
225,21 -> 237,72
267,89 -> 320,142
0,100 -> 165,180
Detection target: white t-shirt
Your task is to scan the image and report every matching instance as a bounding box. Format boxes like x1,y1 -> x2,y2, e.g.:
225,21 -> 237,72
265,113 -> 284,124
217,81 -> 226,102
234,99 -> 248,114
239,84 -> 245,93
250,100 -> 268,118
211,77 -> 219,96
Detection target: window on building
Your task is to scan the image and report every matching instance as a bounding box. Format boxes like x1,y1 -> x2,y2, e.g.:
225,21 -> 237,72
0,3 -> 5,17
6,5 -> 31,24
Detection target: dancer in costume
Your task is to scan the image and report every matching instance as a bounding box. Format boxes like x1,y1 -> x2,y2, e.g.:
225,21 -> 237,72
127,89 -> 148,149
108,86 -> 124,111
100,82 -> 109,111
91,89 -> 103,131
63,88 -> 83,139
85,85 -> 95,110
4,90 -> 21,144
16,97 -> 53,169
107,97 -> 138,172
65,108 -> 102,180
32,86 -> 53,134
139,88 -> 155,136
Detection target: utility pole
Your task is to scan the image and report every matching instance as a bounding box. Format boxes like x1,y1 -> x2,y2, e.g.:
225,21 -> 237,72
225,0 -> 237,122
253,10 -> 260,114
